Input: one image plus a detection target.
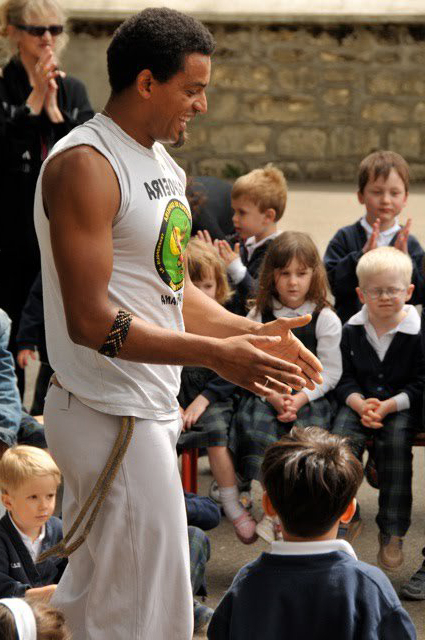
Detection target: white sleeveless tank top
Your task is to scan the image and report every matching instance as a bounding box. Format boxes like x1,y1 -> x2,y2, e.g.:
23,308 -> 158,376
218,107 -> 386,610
35,114 -> 192,420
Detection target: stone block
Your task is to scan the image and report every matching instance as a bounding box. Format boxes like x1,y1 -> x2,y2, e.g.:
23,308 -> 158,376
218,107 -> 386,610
322,88 -> 351,107
322,68 -> 360,84
277,128 -> 327,159
206,93 -> 238,121
210,125 -> 271,154
277,67 -> 318,92
413,103 -> 425,122
181,126 -> 208,152
373,51 -> 401,64
388,128 -> 421,158
241,95 -> 319,123
197,158 -> 247,178
305,161 -> 357,181
361,102 -> 409,123
211,64 -> 271,91
409,163 -> 425,182
329,127 -> 380,157
367,71 -> 400,96
271,47 -> 310,64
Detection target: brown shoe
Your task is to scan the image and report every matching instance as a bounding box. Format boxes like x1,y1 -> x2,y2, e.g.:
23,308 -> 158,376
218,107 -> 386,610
377,533 -> 404,571
337,518 -> 363,543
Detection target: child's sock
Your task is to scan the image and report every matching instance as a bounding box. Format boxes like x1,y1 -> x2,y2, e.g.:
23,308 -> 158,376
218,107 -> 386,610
219,485 -> 244,521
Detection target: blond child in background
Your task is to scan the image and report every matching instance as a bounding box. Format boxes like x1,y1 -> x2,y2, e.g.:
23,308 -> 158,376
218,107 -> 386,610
198,164 -> 287,316
324,150 -> 425,323
0,446 -> 66,599
333,247 -> 425,570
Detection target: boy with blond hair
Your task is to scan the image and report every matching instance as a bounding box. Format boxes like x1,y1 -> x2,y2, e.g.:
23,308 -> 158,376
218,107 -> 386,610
333,247 -> 425,571
202,164 -> 287,315
208,427 -> 416,640
0,446 -> 66,598
324,150 -> 425,323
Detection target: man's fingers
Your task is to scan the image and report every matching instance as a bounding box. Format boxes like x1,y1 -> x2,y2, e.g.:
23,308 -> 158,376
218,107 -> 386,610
277,314 -> 312,330
254,380 -> 292,396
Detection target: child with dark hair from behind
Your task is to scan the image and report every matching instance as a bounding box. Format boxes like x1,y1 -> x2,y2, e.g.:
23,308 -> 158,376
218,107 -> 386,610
207,427 -> 416,640
0,596 -> 71,640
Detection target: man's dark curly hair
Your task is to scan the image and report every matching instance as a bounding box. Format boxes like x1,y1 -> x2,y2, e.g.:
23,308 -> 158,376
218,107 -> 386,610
107,8 -> 215,94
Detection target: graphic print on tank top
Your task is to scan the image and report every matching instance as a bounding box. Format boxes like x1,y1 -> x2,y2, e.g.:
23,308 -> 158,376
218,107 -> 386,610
155,199 -> 192,292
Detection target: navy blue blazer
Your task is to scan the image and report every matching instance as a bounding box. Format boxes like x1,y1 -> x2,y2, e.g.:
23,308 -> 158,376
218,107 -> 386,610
0,512 -> 67,597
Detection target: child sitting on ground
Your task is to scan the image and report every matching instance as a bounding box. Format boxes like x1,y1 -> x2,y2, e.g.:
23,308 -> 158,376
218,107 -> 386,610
229,231 -> 342,542
207,427 -> 416,640
333,247 -> 425,570
198,164 -> 287,316
0,446 -> 66,598
0,596 -> 71,639
324,150 -> 424,323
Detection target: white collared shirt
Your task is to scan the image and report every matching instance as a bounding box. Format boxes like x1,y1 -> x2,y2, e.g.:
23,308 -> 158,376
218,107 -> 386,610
270,538 -> 357,560
9,514 -> 45,562
248,299 -> 342,401
360,215 -> 401,247
227,231 -> 280,284
347,304 -> 420,411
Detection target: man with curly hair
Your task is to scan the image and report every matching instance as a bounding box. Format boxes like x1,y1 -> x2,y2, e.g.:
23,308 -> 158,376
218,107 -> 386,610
34,8 -> 322,640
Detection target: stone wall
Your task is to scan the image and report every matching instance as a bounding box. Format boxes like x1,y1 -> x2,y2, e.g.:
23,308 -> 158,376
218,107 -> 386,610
61,21 -> 425,181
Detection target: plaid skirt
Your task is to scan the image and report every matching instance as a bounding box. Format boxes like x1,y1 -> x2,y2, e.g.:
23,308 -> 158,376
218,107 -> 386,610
228,393 -> 333,482
177,396 -> 238,450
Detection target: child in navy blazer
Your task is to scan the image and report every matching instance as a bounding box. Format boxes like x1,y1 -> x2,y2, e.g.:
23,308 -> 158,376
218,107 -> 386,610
333,247 -> 425,571
0,446 -> 66,599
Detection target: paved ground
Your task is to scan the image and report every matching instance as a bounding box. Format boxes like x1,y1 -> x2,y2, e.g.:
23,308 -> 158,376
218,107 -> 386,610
23,183 -> 425,638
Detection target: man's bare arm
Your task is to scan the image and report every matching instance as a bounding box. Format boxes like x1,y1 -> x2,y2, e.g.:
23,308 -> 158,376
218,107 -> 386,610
42,149 -> 310,393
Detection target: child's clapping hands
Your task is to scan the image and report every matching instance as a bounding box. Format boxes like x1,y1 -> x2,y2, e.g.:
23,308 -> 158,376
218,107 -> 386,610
361,397 -> 397,429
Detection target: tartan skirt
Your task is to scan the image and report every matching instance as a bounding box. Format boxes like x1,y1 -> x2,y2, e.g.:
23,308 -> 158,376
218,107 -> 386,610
228,393 -> 333,482
177,396 -> 238,450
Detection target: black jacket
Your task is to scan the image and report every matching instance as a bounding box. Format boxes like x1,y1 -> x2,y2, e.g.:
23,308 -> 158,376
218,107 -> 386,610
0,56 -> 94,263
324,220 -> 425,324
228,239 -> 274,316
0,512 -> 67,597
16,272 -> 47,364
335,323 -> 425,420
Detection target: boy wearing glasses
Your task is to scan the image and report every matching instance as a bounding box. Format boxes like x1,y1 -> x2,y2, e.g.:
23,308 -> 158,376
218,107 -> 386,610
324,150 -> 425,324
333,247 -> 425,571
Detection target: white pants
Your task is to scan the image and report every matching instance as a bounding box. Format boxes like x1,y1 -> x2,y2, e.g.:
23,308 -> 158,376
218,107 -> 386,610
44,385 -> 193,640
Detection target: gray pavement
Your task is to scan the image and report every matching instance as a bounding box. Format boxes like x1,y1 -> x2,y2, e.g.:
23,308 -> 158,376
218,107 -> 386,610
23,183 -> 425,638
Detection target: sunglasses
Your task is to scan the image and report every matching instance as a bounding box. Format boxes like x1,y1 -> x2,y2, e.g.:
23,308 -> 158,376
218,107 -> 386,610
15,24 -> 64,36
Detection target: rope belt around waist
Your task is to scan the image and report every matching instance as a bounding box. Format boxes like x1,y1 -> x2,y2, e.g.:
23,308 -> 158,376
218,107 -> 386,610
39,376 -> 135,562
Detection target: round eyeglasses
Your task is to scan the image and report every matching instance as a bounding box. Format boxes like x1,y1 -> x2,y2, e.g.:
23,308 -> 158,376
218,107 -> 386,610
362,287 -> 406,300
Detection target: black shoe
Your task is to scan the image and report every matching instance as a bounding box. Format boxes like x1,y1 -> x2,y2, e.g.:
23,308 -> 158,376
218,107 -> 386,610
400,559 -> 425,600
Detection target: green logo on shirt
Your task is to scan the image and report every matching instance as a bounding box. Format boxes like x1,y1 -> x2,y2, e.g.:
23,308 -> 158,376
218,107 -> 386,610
155,199 -> 192,292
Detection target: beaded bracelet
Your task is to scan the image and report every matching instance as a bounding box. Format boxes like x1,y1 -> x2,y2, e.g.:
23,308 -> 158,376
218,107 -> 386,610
98,309 -> 133,358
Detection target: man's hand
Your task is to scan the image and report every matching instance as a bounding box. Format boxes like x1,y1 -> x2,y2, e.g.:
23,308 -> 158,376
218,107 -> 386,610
255,316 -> 323,392
394,218 -> 412,254
214,239 -> 240,266
362,218 -> 380,253
17,349 -> 37,369
212,333 -> 310,395
182,394 -> 210,430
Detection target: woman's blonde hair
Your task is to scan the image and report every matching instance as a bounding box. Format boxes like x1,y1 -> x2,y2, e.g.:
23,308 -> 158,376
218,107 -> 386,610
0,0 -> 68,58
254,231 -> 331,315
0,445 -> 61,492
186,237 -> 232,305
0,598 -> 72,640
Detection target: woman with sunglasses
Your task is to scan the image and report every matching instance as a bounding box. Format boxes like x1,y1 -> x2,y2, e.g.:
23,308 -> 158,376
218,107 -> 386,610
0,0 -> 93,395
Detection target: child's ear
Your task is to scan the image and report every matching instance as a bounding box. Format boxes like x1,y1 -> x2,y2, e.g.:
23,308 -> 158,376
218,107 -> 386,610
340,498 -> 356,525
357,190 -> 365,206
356,287 -> 365,304
405,283 -> 414,302
1,492 -> 12,510
264,208 -> 276,224
262,491 -> 277,517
